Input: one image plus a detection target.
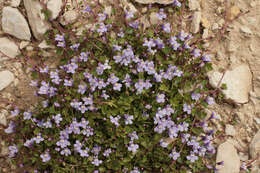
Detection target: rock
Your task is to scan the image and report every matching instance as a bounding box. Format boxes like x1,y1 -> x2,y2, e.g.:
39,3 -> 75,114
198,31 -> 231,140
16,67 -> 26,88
150,12 -> 159,25
250,130 -> 260,159
254,117 -> 260,125
47,0 -> 63,19
24,0 -> 51,40
19,41 -> 30,49
60,10 -> 78,25
10,0 -> 21,7
201,17 -> 210,28
216,141 -> 240,173
227,6 -> 240,20
0,37 -> 20,59
0,70 -> 14,91
38,40 -> 54,49
191,11 -> 201,33
212,23 -> 219,30
202,28 -> 208,39
0,110 -> 8,126
104,6 -> 112,17
2,7 -> 31,40
225,124 -> 236,136
218,19 -> 225,27
134,0 -> 175,4
121,0 -> 137,14
227,40 -> 239,52
189,0 -> 201,11
208,64 -> 252,103
240,26 -> 252,35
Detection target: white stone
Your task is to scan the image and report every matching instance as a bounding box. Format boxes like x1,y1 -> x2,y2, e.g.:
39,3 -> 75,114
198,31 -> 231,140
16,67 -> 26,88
47,0 -> 63,19
216,141 -> 240,173
38,40 -> 54,49
250,130 -> 260,159
2,7 -> 31,40
225,124 -> 236,136
240,26 -> 252,34
191,11 -> 201,33
19,41 -> 30,49
0,70 -> 14,91
0,37 -> 20,59
0,110 -> 8,126
134,0 -> 174,4
212,23 -> 219,30
189,0 -> 201,11
10,0 -> 21,7
24,0 -> 51,40
202,28 -> 208,39
104,6 -> 112,17
208,64 -> 252,103
121,0 -> 137,14
60,10 -> 78,25
150,12 -> 159,25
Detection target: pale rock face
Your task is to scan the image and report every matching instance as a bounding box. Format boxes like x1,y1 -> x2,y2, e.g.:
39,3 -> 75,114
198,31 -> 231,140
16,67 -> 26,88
225,124 -> 236,136
10,0 -> 21,7
150,12 -> 160,25
0,37 -> 20,60
47,0 -> 63,19
0,70 -> 15,91
24,0 -> 51,40
208,64 -> 252,103
0,110 -> 8,126
191,11 -> 201,33
2,7 -> 31,40
60,10 -> 78,25
189,0 -> 201,11
134,0 -> 174,4
216,141 -> 240,173
250,130 -> 260,159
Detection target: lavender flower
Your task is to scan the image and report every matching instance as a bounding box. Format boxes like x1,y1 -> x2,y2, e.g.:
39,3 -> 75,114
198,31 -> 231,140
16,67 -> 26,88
79,148 -> 90,157
82,4 -> 91,13
91,145 -> 101,155
173,0 -> 182,7
40,152 -> 51,162
192,48 -> 201,57
60,148 -> 71,156
56,139 -> 70,148
70,43 -> 80,51
124,114 -> 134,125
160,139 -> 169,148
29,80 -> 38,87
8,145 -> 18,158
202,54 -> 211,62
183,103 -> 193,114
113,83 -> 122,91
186,153 -> 198,163
11,107 -> 20,117
156,9 -> 167,20
5,121 -> 15,134
91,157 -> 103,166
39,66 -> 49,73
77,84 -> 87,94
129,21 -> 139,29
125,11 -> 134,19
128,131 -> 139,141
169,150 -> 180,160
162,23 -> 171,33
107,73 -> 119,84
53,114 -> 62,125
191,92 -> 201,101
103,148 -> 112,157
156,94 -> 165,103
34,134 -> 44,144
110,115 -> 121,127
128,142 -> 139,153
64,79 -> 73,87
206,96 -> 215,105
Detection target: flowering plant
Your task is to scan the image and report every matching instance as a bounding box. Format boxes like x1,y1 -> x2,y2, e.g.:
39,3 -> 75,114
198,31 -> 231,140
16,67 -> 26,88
3,1 -> 220,172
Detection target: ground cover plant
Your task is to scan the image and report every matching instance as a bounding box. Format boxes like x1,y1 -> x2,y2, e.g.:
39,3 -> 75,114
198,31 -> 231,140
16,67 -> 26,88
2,1 -> 221,172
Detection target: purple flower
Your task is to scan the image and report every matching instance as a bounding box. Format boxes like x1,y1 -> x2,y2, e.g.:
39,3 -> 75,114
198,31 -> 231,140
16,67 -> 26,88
5,121 -> 15,134
79,148 -> 89,157
101,90 -> 109,99
57,41 -> 65,48
56,139 -> 70,148
113,83 -> 122,91
160,139 -> 169,148
77,84 -> 87,94
206,96 -> 215,105
64,79 -> 73,87
82,4 -> 91,13
43,119 -> 52,128
53,114 -> 62,125
186,153 -> 198,163
173,0 -> 181,7
122,74 -> 131,88
162,23 -> 171,33
11,107 -> 20,117
192,48 -> 201,57
97,23 -> 108,34
92,145 -> 101,155
42,100 -> 48,108
103,148 -> 112,157
70,43 -> 80,51
91,157 -> 103,166
40,152 -> 51,162
128,142 -> 139,153
65,63 -> 78,74
169,150 -> 180,160
79,52 -> 89,62
183,103 -> 193,114
60,148 -> 71,156
202,54 -> 211,62
155,38 -> 165,49
107,73 -> 119,84
156,94 -> 165,103
129,21 -> 139,29
191,92 -> 201,101
39,66 -> 49,73
178,31 -> 189,41
209,112 -> 220,120
82,95 -> 93,105
8,145 -> 18,158
169,37 -> 180,50
124,114 -> 134,125
55,34 -> 65,42
29,80 -> 38,87
74,140 -> 83,151
34,134 -> 44,144
38,81 -> 49,95
82,126 -> 94,137
156,9 -> 167,20
143,38 -> 156,49
24,139 -> 34,147
98,13 -> 107,21
110,115 -> 121,127
125,11 -> 134,19
97,79 -> 107,89
128,131 -> 139,141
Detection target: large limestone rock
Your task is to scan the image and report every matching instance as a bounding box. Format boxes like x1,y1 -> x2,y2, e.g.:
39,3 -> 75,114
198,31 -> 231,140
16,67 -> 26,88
0,70 -> 14,91
0,37 -> 20,59
24,0 -> 50,40
216,141 -> 240,173
134,0 -> 174,4
47,0 -> 63,19
189,0 -> 201,11
10,0 -> 21,7
208,64 -> 252,103
191,11 -> 201,33
250,130 -> 260,159
2,7 -> 31,40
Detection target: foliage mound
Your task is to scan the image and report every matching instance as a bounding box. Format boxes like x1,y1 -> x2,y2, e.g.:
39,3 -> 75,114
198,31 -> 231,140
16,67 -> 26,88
3,2 -> 220,173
